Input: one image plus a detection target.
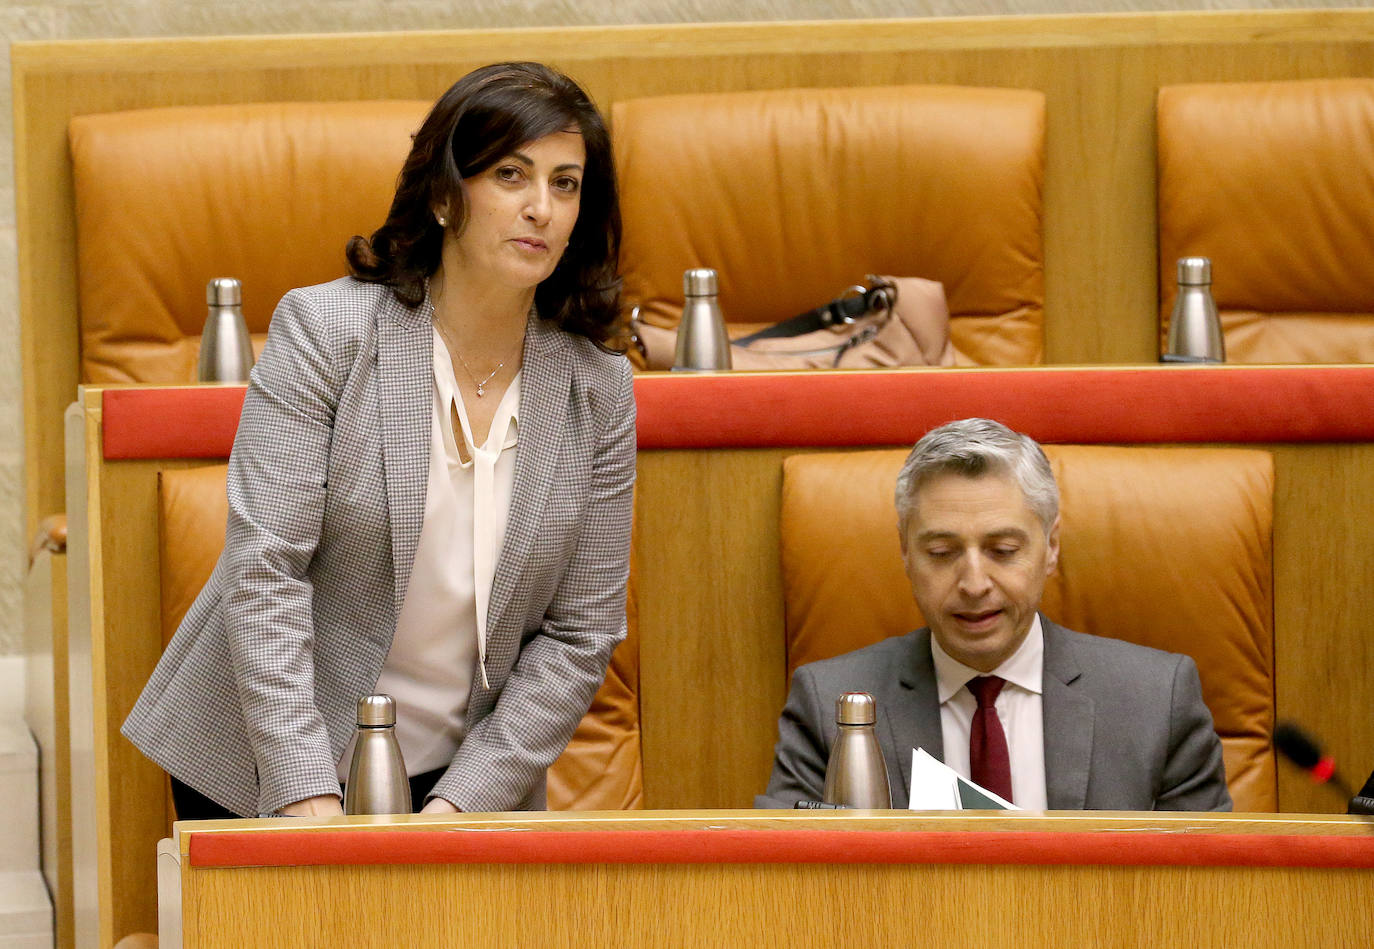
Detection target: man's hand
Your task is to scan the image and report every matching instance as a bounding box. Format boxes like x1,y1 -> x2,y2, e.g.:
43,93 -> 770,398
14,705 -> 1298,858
277,794 -> 344,817
420,796 -> 460,815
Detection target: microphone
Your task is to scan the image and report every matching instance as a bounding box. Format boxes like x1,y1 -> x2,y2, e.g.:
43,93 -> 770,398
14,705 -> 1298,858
1351,768 -> 1374,817
1273,721 -> 1358,802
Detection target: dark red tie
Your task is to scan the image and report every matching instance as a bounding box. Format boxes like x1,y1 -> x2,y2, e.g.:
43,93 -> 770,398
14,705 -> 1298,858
968,675 -> 1014,803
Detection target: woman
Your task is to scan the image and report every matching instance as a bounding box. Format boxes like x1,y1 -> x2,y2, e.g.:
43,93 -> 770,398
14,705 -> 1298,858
123,62 -> 635,818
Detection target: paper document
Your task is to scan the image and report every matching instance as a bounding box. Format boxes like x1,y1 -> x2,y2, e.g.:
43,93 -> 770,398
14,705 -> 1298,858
908,748 -> 1020,811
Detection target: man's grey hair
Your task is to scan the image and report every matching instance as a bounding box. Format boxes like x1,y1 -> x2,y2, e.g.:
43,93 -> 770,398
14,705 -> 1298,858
895,418 -> 1059,537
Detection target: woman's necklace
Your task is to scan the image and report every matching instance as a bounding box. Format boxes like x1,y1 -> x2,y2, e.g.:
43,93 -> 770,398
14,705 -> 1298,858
431,306 -> 523,398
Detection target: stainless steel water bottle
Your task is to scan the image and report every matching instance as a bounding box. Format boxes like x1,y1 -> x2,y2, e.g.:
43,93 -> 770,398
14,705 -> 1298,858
196,277 -> 256,381
673,267 -> 732,371
822,692 -> 892,808
343,694 -> 410,815
1162,256 -> 1225,363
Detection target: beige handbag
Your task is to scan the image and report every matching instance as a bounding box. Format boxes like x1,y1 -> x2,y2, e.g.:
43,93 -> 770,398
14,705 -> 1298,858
629,276 -> 956,370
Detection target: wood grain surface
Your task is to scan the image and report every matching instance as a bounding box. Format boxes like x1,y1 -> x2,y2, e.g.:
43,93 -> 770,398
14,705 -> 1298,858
172,812 -> 1374,949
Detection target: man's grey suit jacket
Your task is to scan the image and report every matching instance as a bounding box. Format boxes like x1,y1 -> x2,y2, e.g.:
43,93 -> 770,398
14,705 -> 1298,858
758,617 -> 1232,811
123,277 -> 635,817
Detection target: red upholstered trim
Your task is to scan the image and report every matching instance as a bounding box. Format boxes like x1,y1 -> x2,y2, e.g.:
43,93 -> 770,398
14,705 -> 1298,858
634,365 -> 1374,448
102,386 -> 246,460
188,827 -> 1374,870
100,366 -> 1374,460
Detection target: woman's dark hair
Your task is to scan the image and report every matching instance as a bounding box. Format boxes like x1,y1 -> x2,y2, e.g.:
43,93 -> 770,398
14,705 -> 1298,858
347,62 -> 622,344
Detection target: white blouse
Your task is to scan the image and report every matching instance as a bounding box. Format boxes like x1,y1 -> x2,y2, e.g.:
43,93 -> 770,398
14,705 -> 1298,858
930,615 -> 1049,810
338,327 -> 520,779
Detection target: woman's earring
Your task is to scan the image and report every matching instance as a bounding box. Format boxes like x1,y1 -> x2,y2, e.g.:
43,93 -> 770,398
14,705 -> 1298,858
436,214 -> 448,228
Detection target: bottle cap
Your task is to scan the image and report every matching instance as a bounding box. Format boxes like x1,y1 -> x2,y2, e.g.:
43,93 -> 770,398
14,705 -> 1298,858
683,268 -> 718,297
835,691 -> 877,726
207,277 -> 242,307
356,694 -> 396,727
1176,257 -> 1212,286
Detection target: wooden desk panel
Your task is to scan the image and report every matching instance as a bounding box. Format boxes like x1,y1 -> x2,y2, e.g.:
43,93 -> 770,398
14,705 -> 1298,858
184,862 -> 1374,948
171,812 -> 1374,949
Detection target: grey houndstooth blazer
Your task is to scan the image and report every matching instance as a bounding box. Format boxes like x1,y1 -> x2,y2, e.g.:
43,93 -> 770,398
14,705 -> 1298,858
122,276 -> 635,817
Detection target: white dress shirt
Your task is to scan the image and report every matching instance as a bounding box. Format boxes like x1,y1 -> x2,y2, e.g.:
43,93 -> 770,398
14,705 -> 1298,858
338,328 -> 519,779
930,614 -> 1048,810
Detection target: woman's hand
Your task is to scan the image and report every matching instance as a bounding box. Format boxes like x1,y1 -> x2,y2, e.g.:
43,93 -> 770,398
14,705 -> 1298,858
277,794 -> 344,817
420,796 -> 460,815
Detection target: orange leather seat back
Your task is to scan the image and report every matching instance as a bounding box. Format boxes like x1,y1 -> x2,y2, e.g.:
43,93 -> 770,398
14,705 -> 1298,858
780,445 -> 1276,811
157,465 -> 643,809
1158,79 -> 1374,363
69,101 -> 429,383
614,85 -> 1046,366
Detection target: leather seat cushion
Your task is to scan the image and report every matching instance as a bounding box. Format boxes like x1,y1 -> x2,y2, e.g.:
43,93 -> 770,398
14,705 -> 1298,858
71,101 -> 430,383
780,445 -> 1276,810
1158,78 -> 1374,362
614,84 -> 1046,366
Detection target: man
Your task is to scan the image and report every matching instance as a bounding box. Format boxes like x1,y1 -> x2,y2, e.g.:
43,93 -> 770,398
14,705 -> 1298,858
757,418 -> 1231,811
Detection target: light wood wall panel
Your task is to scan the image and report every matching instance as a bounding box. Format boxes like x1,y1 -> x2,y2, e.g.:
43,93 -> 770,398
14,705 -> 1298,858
1270,443 -> 1374,815
636,449 -> 788,809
